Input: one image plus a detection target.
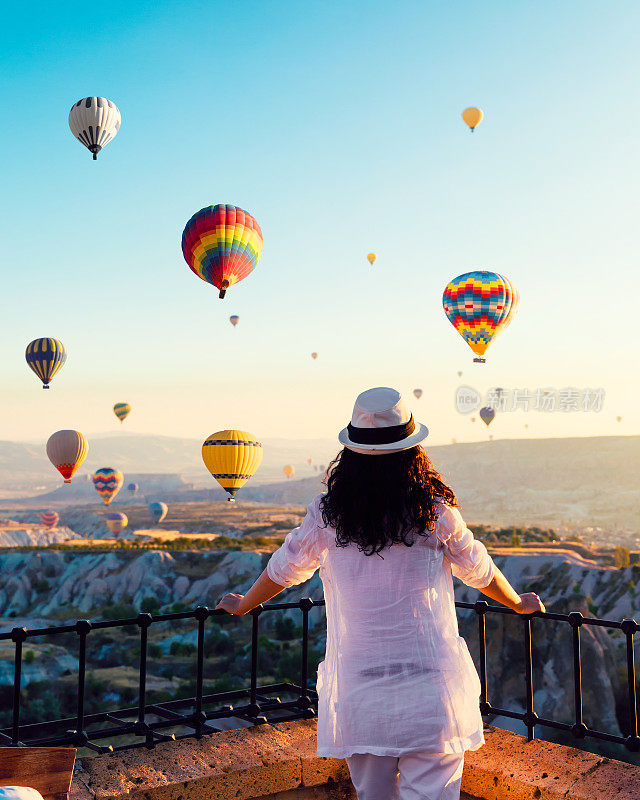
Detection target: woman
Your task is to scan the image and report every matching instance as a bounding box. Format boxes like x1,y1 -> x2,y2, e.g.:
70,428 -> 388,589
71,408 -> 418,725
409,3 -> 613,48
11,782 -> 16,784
216,387 -> 545,800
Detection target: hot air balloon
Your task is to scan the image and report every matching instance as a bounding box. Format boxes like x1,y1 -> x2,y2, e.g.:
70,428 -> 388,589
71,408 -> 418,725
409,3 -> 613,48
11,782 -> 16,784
451,438 -> 457,444
471,417 -> 476,423
68,97 -> 121,160
202,430 -> 263,501
479,407 -> 496,427
283,464 -> 295,479
443,271 -> 519,363
489,434 -> 494,441
92,468 -> 124,505
457,371 -> 463,378
46,430 -> 88,483
106,512 -> 128,536
113,403 -> 131,423
462,107 -> 483,132
41,510 -> 59,529
524,424 -> 529,430
25,338 -> 67,389
311,352 -> 318,360
182,205 -> 263,299
616,416 -> 622,423
148,502 -> 168,524
230,315 -> 239,327
127,482 -> 138,497
367,253 -> 376,265
413,389 -> 423,399
307,458 -> 313,466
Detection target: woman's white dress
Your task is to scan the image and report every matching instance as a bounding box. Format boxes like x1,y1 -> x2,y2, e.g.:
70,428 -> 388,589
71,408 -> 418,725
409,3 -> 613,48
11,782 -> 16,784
266,494 -> 496,758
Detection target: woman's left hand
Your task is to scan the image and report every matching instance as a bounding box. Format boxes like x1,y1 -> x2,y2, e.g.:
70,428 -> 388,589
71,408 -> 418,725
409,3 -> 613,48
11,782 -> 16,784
216,593 -> 249,615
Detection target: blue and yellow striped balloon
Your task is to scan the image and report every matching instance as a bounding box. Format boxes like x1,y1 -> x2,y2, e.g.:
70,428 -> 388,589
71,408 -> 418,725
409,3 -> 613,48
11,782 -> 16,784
113,403 -> 131,423
25,338 -> 67,388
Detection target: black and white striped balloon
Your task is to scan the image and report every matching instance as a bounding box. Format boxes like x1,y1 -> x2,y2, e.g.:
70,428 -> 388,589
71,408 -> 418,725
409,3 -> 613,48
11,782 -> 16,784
68,97 -> 121,160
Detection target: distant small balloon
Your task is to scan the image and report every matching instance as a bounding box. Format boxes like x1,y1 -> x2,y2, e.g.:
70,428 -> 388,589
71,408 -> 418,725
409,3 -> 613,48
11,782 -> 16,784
148,502 -> 168,524
311,352 -> 318,360
471,417 -> 476,423
479,407 -> 496,427
41,510 -> 59,529
69,97 -> 121,160
413,389 -> 423,399
367,253 -> 376,265
457,371 -> 463,378
230,315 -> 239,327
616,416 -> 622,423
113,403 -> 131,423
462,107 -> 483,132
106,512 -> 128,536
283,464 -> 295,479
307,458 -> 313,466
489,434 -> 494,441
127,482 -> 138,496
451,438 -> 457,444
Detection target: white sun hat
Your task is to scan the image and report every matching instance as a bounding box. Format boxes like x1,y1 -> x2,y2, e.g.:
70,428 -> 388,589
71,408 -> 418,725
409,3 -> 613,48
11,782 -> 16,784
338,387 -> 429,454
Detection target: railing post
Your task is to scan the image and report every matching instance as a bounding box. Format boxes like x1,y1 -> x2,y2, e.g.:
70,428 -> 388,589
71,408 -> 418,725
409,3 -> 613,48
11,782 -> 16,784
73,620 -> 92,746
11,627 -> 27,745
194,606 -> 209,738
568,612 -> 587,739
474,600 -> 490,714
522,616 -> 538,741
136,612 -> 153,748
621,618 -> 639,752
248,606 -> 265,721
296,598 -> 315,716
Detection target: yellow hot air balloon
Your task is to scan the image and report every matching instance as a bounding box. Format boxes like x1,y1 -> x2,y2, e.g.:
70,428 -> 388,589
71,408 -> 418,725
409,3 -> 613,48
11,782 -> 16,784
367,253 -> 376,265
113,403 -> 131,423
283,464 -> 295,479
462,107 -> 483,132
202,430 -> 263,501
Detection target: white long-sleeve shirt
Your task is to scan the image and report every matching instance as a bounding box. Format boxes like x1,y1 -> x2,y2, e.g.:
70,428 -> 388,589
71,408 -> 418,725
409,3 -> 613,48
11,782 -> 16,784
266,493 -> 496,758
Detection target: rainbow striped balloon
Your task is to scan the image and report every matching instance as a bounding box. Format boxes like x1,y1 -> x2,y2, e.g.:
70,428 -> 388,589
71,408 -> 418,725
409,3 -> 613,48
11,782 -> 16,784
92,467 -> 124,505
113,403 -> 131,422
443,271 -> 518,362
41,510 -> 59,528
182,205 -> 263,299
25,338 -> 67,388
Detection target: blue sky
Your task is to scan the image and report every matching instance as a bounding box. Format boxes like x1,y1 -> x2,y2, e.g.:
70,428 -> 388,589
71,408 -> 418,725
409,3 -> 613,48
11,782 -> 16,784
1,1 -> 639,447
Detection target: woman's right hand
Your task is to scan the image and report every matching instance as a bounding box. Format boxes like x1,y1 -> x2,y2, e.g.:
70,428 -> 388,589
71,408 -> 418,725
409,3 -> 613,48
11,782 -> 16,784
513,592 -> 545,614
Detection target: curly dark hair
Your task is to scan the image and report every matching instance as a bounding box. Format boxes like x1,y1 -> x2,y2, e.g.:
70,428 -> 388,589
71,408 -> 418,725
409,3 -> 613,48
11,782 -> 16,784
319,446 -> 457,557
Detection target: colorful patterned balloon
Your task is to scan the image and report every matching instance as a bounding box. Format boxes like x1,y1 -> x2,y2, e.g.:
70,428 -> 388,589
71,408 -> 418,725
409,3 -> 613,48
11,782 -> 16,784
148,502 -> 168,524
106,512 -> 128,535
46,430 -> 88,483
92,467 -> 124,505
25,338 -> 67,388
182,205 -> 263,299
41,510 -> 59,528
229,315 -> 239,327
443,271 -> 518,363
127,482 -> 139,496
113,403 -> 131,422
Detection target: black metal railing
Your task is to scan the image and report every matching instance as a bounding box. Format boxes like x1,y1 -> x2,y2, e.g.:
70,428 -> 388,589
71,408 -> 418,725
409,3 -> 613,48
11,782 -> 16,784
0,599 -> 638,754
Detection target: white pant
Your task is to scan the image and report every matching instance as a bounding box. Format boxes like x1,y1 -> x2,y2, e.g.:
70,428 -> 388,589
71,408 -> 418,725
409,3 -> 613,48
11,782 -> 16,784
346,752 -> 464,800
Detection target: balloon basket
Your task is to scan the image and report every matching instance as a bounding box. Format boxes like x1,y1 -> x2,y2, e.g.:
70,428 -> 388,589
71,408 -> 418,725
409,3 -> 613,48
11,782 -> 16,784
219,279 -> 229,299
64,479 -> 71,484
473,357 -> 486,363
43,385 -> 49,389
227,497 -> 236,503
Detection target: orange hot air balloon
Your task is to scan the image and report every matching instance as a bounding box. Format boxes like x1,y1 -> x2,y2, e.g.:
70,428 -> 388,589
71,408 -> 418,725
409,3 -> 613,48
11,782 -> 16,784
311,352 -> 318,360
367,253 -> 376,265
46,430 -> 88,483
283,464 -> 295,479
307,458 -> 313,466
462,107 -> 483,132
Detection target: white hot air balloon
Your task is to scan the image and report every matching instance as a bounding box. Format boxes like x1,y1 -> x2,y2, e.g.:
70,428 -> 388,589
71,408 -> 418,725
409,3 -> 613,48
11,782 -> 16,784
69,97 -> 121,160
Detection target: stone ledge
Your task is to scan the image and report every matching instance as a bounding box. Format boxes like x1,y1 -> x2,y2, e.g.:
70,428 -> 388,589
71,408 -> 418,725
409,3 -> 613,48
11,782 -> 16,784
69,719 -> 639,800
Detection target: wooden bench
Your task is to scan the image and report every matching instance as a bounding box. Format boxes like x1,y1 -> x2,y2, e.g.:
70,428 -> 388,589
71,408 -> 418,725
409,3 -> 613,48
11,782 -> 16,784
0,749 -> 76,800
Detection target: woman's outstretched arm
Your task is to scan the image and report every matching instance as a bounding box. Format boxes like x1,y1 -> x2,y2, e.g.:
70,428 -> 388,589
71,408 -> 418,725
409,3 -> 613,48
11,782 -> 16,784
479,565 -> 545,614
216,568 -> 286,615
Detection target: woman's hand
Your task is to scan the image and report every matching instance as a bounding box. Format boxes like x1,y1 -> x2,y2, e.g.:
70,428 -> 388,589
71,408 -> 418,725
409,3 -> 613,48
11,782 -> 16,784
215,593 -> 250,615
513,592 -> 545,614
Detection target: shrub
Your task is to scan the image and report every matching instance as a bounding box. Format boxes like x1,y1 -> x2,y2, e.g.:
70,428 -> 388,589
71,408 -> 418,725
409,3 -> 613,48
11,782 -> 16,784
24,650 -> 35,664
140,597 -> 161,614
614,547 -> 631,569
